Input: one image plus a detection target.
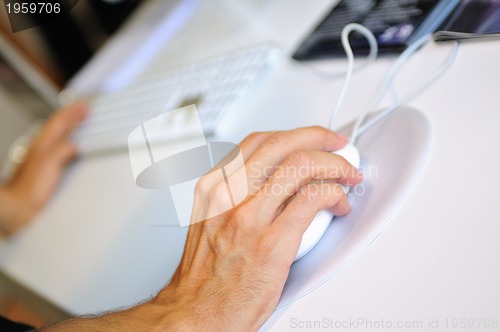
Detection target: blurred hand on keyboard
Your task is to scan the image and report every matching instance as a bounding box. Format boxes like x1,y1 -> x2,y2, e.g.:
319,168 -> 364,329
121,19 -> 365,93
0,103 -> 88,236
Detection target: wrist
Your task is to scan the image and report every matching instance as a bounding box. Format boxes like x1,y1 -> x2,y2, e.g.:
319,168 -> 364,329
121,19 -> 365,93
147,285 -> 199,331
153,280 -> 269,331
131,299 -> 195,331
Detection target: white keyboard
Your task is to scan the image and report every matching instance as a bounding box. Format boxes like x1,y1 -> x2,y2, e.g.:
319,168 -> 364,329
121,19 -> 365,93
73,43 -> 282,154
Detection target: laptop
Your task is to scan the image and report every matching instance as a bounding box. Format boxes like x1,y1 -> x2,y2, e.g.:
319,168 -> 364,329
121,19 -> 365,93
293,0 -> 460,60
0,0 -> 197,109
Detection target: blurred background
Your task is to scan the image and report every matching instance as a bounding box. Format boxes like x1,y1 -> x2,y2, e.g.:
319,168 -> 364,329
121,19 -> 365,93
0,1 -> 140,325
0,0 -> 139,175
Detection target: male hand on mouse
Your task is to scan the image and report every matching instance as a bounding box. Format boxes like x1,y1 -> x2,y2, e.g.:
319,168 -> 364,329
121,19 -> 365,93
0,102 -> 88,236
153,126 -> 363,331
39,126 -> 362,331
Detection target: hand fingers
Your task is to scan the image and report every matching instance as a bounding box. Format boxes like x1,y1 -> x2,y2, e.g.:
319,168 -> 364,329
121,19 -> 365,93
25,142 -> 78,182
238,131 -> 275,161
11,103 -> 85,184
199,131 -> 274,195
249,150 -> 362,223
327,190 -> 351,216
243,126 -> 348,195
9,141 -> 78,210
208,132 -> 274,173
266,182 -> 349,264
32,102 -> 88,154
193,127 -> 351,225
191,127 -> 350,226
47,141 -> 79,167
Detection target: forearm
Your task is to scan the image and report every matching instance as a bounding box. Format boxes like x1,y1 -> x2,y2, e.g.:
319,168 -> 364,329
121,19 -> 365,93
39,284 -> 259,332
0,187 -> 31,236
39,301 -> 187,332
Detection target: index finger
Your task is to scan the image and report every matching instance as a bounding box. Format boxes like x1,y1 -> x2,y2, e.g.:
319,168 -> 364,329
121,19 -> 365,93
244,126 -> 348,194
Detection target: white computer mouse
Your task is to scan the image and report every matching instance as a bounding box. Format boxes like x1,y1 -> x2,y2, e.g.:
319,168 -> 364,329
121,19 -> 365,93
294,143 -> 360,261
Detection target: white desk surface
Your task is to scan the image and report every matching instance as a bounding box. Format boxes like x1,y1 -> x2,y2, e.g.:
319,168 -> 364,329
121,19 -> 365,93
2,0 -> 500,330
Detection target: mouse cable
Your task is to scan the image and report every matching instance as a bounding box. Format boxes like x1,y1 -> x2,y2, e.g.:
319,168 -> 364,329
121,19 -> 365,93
323,23 -> 460,143
292,26 -> 378,81
327,23 -> 378,129
353,39 -> 460,140
350,35 -> 460,142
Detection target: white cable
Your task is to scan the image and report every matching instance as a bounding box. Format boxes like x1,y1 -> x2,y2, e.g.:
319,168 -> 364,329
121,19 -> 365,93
355,40 -> 459,139
349,34 -> 460,143
328,23 -> 378,129
309,24 -> 460,143
349,34 -> 432,142
296,23 -> 378,81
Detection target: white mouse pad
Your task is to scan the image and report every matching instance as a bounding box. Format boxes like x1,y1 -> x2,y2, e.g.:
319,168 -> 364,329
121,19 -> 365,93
278,106 -> 432,308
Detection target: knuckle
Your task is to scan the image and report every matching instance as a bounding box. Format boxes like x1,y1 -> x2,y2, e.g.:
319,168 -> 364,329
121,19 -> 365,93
195,170 -> 223,197
208,182 -> 229,205
297,183 -> 343,208
297,184 -> 318,202
195,176 -> 211,196
219,206 -> 255,243
264,131 -> 289,148
304,125 -> 329,138
287,150 -> 311,167
324,184 -> 345,206
330,155 -> 349,175
307,125 -> 327,133
243,132 -> 264,145
334,154 -> 350,167
229,204 -> 253,228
